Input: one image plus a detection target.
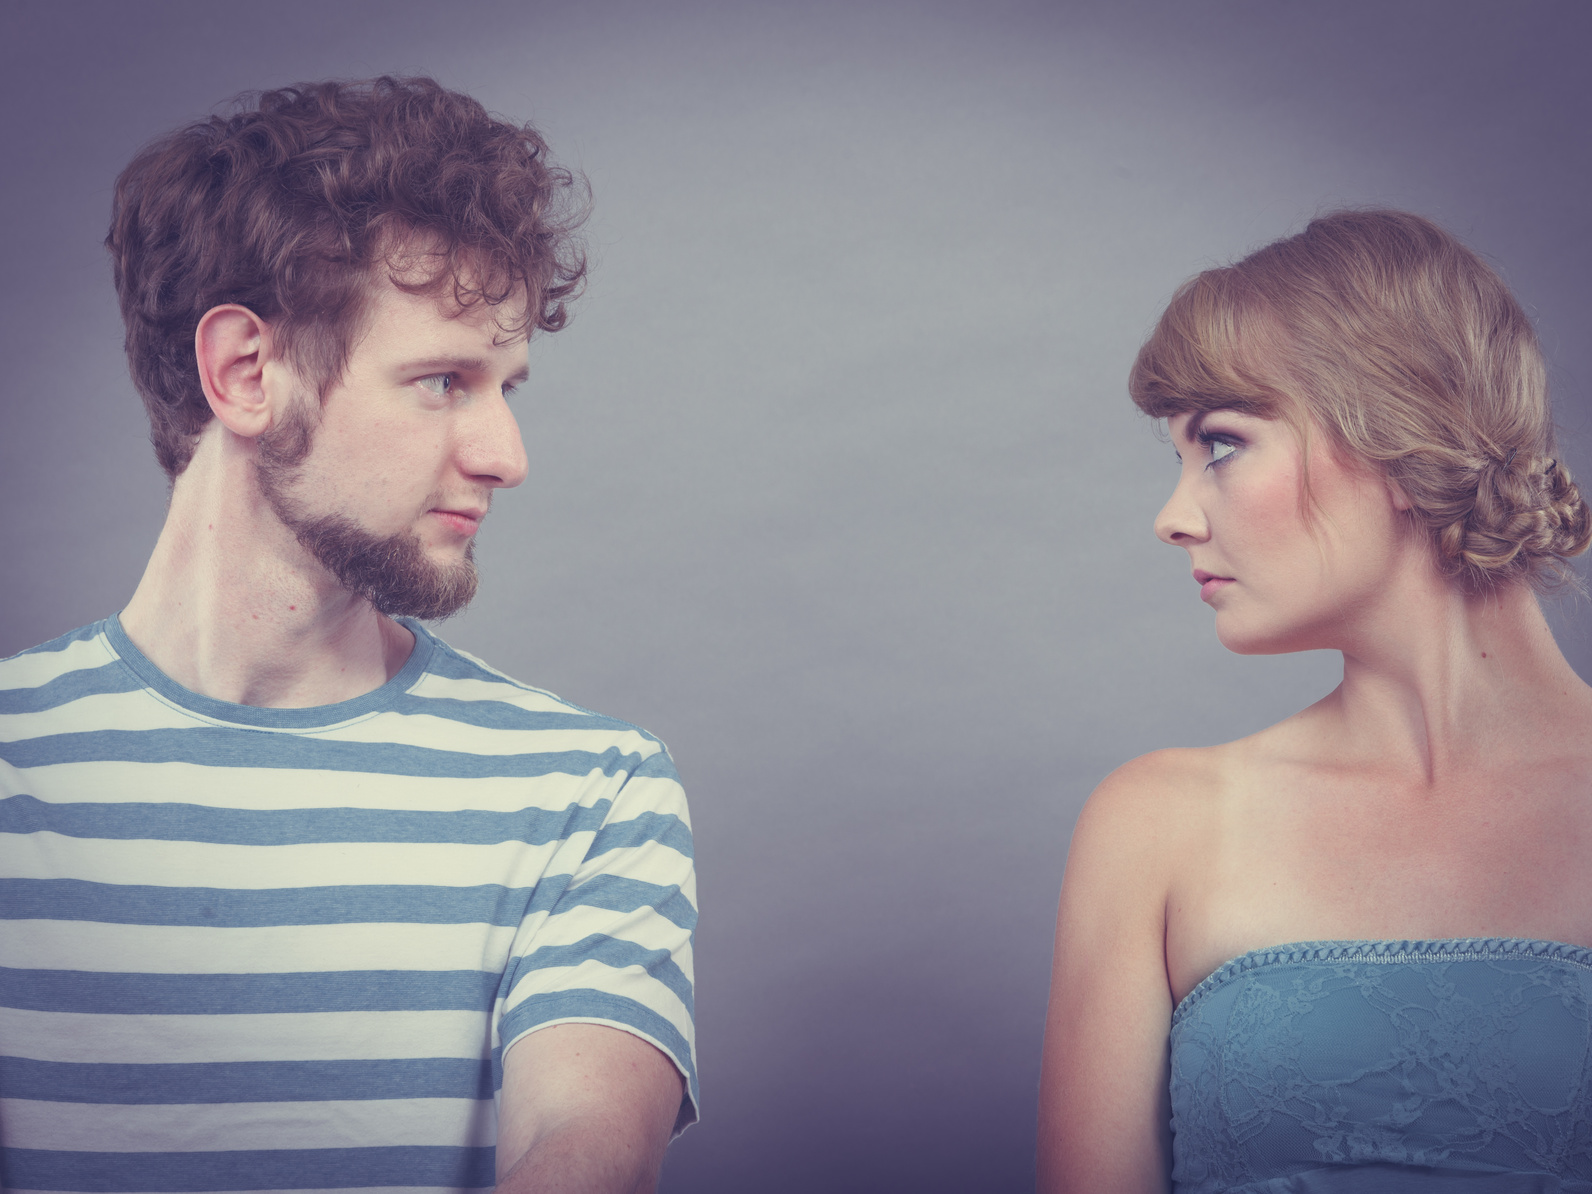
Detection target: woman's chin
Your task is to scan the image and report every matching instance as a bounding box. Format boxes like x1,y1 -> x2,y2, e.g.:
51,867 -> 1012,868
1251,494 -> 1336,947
1214,618 -> 1313,657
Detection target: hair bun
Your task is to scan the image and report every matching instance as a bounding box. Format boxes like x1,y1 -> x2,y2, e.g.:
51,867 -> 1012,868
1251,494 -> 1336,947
1447,453 -> 1592,588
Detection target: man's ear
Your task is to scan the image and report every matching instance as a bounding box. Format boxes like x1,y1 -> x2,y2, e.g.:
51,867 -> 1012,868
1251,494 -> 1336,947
195,305 -> 276,439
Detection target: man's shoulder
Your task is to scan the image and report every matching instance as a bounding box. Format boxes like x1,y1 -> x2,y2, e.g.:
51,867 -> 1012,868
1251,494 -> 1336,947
0,619 -> 120,694
410,626 -> 674,763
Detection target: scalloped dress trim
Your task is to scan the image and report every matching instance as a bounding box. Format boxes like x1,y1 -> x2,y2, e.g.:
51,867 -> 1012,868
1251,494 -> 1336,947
1172,936 -> 1592,1028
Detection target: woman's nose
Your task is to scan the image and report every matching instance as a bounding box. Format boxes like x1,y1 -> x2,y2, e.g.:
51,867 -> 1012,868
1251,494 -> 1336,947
1154,474 -> 1210,546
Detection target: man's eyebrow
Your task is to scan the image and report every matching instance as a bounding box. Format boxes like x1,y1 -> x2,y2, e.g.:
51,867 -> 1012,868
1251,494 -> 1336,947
397,356 -> 531,385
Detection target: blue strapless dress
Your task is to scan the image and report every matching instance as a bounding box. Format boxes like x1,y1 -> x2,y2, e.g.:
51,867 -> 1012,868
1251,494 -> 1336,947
1169,938 -> 1592,1192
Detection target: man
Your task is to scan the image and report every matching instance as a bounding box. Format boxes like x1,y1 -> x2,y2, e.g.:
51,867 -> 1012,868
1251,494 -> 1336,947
0,78 -> 696,1193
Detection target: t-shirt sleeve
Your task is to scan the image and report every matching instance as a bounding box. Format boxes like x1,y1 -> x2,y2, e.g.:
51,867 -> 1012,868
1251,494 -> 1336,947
495,738 -> 699,1130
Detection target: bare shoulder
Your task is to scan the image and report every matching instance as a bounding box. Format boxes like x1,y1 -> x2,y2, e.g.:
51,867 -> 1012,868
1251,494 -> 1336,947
1092,745 -> 1229,801
1060,742 -> 1252,933
1055,745 -> 1240,957
1040,747 -> 1238,1193
1072,745 -> 1231,857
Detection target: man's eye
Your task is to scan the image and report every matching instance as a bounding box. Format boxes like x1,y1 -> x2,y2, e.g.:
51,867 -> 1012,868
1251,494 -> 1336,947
418,374 -> 453,396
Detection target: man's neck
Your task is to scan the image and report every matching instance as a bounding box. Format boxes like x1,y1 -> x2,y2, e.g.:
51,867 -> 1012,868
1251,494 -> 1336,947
119,429 -> 415,709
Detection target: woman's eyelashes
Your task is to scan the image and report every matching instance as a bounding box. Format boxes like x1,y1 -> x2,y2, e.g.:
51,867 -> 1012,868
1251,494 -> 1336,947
1198,430 -> 1241,469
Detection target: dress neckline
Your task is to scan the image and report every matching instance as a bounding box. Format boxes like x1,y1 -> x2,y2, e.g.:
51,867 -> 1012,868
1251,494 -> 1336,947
1172,936 -> 1592,1026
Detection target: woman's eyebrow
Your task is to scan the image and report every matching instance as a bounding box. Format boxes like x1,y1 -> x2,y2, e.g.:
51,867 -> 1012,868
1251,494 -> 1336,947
1175,411 -> 1210,444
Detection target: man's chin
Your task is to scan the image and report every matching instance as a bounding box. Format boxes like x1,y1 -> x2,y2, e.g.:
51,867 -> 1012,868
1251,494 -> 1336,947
361,555 -> 478,621
256,452 -> 481,621
286,511 -> 480,621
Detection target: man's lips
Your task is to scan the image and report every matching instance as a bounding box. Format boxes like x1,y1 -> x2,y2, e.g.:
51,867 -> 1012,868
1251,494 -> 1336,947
432,508 -> 487,536
1193,569 -> 1234,603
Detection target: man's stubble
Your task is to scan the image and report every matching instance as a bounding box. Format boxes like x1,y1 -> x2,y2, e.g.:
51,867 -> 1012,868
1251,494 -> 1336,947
253,394 -> 480,622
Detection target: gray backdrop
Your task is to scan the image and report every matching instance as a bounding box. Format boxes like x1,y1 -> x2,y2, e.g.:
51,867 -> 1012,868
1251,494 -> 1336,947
3,2 -> 1589,1189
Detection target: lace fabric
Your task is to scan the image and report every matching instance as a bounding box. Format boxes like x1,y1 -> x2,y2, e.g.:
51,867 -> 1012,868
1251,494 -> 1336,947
1169,939 -> 1592,1193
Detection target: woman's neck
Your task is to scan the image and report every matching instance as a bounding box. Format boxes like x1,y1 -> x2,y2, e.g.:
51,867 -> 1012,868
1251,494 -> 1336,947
1322,578 -> 1590,783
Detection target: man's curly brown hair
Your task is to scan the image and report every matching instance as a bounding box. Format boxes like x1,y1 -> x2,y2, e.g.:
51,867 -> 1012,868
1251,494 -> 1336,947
108,76 -> 588,478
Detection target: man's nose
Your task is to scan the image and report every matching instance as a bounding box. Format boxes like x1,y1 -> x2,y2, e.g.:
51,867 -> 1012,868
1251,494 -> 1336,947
460,394 -> 529,490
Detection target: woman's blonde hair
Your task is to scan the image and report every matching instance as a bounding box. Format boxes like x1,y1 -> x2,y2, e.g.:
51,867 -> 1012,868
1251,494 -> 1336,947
1129,209 -> 1590,594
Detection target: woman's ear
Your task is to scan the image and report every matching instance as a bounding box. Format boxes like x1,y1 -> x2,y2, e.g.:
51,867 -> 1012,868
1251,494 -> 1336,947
1386,476 -> 1415,512
194,305 -> 275,439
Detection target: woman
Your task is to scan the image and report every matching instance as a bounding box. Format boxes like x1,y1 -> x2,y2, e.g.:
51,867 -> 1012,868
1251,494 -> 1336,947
1037,210 -> 1592,1192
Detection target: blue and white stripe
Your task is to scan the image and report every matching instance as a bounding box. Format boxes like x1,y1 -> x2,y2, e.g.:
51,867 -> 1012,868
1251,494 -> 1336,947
0,618 -> 697,1194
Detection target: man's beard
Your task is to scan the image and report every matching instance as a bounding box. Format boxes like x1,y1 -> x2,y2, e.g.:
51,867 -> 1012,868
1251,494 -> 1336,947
254,399 -> 480,621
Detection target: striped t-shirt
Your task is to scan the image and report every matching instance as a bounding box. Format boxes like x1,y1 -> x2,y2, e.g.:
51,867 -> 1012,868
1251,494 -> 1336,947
0,617 -> 697,1194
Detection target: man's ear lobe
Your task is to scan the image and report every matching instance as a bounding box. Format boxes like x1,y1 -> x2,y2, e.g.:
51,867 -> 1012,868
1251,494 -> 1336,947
195,305 -> 275,438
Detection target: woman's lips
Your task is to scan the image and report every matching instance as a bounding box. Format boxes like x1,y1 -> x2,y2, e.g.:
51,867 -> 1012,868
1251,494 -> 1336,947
1194,570 -> 1234,603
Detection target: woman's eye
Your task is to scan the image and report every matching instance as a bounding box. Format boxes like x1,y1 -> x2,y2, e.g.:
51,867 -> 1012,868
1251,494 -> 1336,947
418,374 -> 453,396
1199,437 -> 1240,469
